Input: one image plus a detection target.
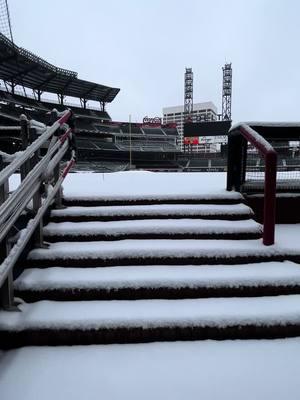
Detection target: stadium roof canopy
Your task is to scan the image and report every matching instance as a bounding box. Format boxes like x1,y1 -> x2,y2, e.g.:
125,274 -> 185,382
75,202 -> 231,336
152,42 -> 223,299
0,33 -> 120,103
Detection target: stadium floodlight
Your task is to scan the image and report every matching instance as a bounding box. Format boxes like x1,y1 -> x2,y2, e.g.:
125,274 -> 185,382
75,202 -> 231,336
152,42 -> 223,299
0,0 -> 13,42
222,63 -> 232,121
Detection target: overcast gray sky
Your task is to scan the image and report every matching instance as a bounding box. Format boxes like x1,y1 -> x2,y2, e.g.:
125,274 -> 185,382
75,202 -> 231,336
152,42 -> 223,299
8,0 -> 300,123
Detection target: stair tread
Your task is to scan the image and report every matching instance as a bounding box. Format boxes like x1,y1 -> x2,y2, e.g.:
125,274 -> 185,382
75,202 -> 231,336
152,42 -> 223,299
63,191 -> 243,203
14,262 -> 300,291
44,218 -> 262,238
51,203 -> 253,219
1,295 -> 300,331
27,239 -> 288,262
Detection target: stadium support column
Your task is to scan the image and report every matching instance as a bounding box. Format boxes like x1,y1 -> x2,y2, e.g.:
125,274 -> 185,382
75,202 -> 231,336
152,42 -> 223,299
184,68 -> 193,153
100,101 -> 106,112
34,90 -> 42,102
222,63 -> 232,121
80,98 -> 87,109
6,79 -> 16,94
58,94 -> 65,106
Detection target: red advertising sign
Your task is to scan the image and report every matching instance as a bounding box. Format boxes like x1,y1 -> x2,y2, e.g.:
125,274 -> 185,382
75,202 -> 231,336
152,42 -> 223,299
184,137 -> 199,145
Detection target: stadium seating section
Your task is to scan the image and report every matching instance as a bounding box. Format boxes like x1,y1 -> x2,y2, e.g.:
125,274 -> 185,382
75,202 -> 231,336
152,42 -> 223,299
0,90 -> 110,122
120,124 -> 142,134
286,159 -> 300,166
0,89 -> 180,157
142,128 -> 164,135
188,159 -> 209,168
3,90 -> 299,173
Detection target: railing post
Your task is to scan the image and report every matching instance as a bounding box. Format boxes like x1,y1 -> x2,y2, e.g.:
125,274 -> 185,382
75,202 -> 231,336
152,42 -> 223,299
227,134 -> 246,191
241,139 -> 248,186
50,109 -> 63,208
0,155 -> 14,309
0,269 -> 14,309
50,109 -> 59,126
20,115 -> 31,181
29,127 -> 44,248
226,135 -> 235,190
53,128 -> 66,209
54,164 -> 63,208
263,151 -> 277,245
32,185 -> 44,247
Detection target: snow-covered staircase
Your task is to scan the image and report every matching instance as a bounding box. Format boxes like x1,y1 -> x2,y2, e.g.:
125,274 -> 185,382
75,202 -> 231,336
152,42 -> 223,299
2,194 -> 300,347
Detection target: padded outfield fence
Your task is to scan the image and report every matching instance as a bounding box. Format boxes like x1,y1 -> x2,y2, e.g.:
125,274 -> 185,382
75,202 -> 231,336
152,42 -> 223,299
245,141 -> 300,191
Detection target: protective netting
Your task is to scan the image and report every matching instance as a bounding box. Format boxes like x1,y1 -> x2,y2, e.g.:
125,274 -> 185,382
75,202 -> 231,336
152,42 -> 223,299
245,141 -> 300,190
0,0 -> 13,41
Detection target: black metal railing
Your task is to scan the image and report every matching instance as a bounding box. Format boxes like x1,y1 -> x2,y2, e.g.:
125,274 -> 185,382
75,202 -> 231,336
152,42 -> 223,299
227,123 -> 277,245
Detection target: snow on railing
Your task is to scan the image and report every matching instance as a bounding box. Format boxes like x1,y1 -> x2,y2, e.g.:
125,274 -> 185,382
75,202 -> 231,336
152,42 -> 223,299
227,123 -> 277,246
0,109 -> 76,309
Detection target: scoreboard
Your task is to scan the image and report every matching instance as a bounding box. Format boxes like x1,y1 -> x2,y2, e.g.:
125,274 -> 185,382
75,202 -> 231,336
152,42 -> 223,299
184,120 -> 231,137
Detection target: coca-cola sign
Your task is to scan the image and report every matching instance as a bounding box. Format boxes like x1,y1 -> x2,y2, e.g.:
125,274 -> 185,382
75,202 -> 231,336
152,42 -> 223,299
143,116 -> 162,125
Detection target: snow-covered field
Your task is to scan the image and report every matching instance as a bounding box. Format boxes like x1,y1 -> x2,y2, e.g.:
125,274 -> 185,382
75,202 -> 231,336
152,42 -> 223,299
61,171 -> 241,200
10,171 -> 239,201
1,339 -> 300,400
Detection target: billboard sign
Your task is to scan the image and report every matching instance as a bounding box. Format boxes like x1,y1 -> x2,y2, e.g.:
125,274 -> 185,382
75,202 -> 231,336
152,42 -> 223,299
143,116 -> 162,125
184,120 -> 231,137
184,137 -> 199,145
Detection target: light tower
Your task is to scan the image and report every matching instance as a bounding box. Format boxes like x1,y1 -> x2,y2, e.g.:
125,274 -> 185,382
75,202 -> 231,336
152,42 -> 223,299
183,68 -> 193,153
0,0 -> 14,41
184,67 -> 193,119
222,63 -> 232,120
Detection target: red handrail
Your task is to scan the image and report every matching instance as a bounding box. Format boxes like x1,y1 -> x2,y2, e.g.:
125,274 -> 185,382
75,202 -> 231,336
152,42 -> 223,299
234,124 -> 277,246
57,110 -> 72,126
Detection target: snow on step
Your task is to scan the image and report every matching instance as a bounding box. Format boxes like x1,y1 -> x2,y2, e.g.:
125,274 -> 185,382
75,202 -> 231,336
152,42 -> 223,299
1,295 -> 300,331
1,340 -> 300,400
27,239 -> 285,262
51,203 -> 253,218
14,261 -> 300,291
43,219 -> 262,238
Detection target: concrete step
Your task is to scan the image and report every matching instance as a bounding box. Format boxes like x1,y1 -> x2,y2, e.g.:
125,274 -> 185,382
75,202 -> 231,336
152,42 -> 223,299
62,193 -> 244,207
43,219 -> 262,242
50,203 -> 254,222
1,295 -> 300,347
15,262 -> 300,302
25,239 -> 298,268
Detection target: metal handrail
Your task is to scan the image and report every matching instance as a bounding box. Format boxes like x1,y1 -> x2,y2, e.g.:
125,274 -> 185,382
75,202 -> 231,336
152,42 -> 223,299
0,110 -> 75,309
0,133 -> 71,241
227,123 -> 277,246
0,110 -> 71,186
0,159 -> 75,292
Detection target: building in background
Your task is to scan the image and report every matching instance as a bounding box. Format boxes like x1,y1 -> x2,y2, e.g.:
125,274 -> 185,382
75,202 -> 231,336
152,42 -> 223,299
162,102 -> 219,152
